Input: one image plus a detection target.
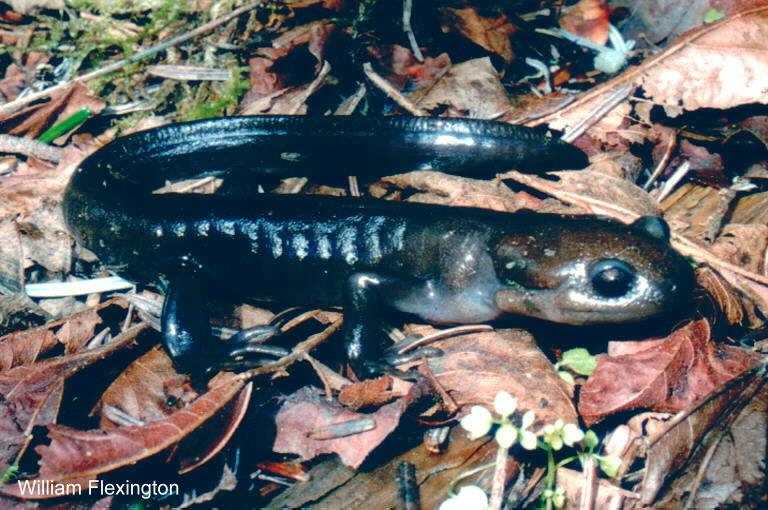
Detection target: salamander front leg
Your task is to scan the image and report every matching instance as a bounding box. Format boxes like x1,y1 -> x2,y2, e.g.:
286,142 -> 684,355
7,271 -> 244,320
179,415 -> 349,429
161,277 -> 217,382
162,277 -> 282,383
344,272 -> 408,379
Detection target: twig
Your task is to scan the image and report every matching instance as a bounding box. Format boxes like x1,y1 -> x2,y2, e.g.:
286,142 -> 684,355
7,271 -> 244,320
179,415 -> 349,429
682,432 -> 728,510
0,1 -> 264,116
396,324 -> 493,355
0,134 -> 64,162
577,456 -> 597,510
703,178 -> 755,242
402,0 -> 424,62
489,444 -> 509,510
561,83 -> 633,143
362,62 -> 427,116
656,161 -> 690,202
238,318 -> 343,379
643,130 -> 677,190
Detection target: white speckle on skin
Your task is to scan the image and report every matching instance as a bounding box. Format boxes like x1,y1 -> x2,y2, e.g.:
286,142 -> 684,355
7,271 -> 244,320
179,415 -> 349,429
242,223 -> 259,254
265,224 -> 283,257
217,220 -> 236,236
364,216 -> 386,262
318,236 -> 332,259
292,234 -> 309,260
339,225 -> 358,265
242,223 -> 259,241
391,223 -> 406,251
154,226 -> 164,238
197,221 -> 210,237
172,223 -> 186,237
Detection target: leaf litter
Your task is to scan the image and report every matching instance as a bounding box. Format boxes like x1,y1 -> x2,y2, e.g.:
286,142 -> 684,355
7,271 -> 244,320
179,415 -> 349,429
0,0 -> 766,508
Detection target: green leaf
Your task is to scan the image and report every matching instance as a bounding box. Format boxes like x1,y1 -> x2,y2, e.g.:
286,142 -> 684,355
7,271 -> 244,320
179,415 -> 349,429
583,430 -> 599,450
598,455 -> 623,478
559,348 -> 597,376
703,9 -> 726,23
38,108 -> 92,144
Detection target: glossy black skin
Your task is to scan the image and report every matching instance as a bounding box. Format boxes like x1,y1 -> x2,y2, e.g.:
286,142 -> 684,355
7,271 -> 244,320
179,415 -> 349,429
62,115 -> 693,378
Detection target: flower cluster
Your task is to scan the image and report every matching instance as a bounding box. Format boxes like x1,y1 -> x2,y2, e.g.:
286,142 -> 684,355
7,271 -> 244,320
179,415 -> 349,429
459,391 -> 537,450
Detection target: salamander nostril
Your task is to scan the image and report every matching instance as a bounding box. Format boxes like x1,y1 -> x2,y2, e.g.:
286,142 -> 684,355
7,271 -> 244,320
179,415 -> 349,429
589,259 -> 635,298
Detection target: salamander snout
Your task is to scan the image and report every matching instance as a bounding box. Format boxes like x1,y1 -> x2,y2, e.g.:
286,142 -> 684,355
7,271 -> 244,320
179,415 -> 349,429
493,216 -> 696,325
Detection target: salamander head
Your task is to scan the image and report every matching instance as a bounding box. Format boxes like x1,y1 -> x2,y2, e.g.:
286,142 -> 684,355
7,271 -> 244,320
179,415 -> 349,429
493,215 -> 695,324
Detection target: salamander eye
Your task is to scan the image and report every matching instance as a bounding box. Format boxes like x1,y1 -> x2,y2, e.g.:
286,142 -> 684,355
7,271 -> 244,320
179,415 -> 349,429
589,259 -> 635,297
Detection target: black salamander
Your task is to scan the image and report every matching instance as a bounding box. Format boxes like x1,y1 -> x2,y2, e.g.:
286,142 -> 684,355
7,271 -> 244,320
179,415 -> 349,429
62,115 -> 694,378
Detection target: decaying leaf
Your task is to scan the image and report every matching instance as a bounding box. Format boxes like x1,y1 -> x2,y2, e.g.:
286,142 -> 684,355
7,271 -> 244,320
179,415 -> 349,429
96,346 -> 191,430
378,171 -> 529,212
579,319 -> 760,424
418,328 -> 577,425
4,0 -> 64,15
538,7 -> 768,130
338,375 -> 413,410
273,386 -> 406,468
7,373 -> 245,496
439,8 -> 517,63
412,58 -> 511,118
695,267 -> 746,326
653,388 -> 768,507
500,169 -> 660,220
0,323 -> 146,474
559,0 -> 611,45
634,362 -> 766,504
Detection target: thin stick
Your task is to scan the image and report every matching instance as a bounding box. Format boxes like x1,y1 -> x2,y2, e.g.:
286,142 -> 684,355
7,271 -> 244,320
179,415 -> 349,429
362,62 -> 427,116
402,0 -> 424,62
489,445 -> 509,510
643,129 -> 676,190
656,161 -> 690,202
561,83 -> 633,143
0,134 -> 64,162
0,1 -> 264,116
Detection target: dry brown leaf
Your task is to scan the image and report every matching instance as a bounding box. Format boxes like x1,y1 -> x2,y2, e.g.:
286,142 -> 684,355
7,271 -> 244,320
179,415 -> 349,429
711,224 -> 768,274
652,388 -> 767,508
0,52 -> 47,102
438,8 -> 517,63
96,346 -> 190,430
696,267 -> 746,326
4,0 -> 63,15
0,144 -> 86,220
537,7 -> 768,130
177,378 -> 253,474
273,386 -> 406,468
579,319 -> 761,425
560,0 -> 611,45
10,372 -> 245,494
418,328 -> 577,425
633,363 -> 766,504
558,466 -> 638,508
0,323 -> 146,475
500,169 -> 660,221
379,171 -> 530,212
412,57 -> 511,118
338,375 -> 412,410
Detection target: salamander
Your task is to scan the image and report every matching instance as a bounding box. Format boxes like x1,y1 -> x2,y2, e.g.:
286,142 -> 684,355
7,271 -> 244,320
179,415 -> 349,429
62,115 -> 694,379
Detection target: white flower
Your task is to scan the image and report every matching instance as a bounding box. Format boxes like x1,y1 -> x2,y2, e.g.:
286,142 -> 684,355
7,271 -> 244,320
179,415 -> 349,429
562,423 -> 584,447
495,423 -> 518,448
519,410 -> 538,450
460,406 -> 493,440
439,485 -> 489,510
543,419 -> 565,450
493,391 -> 517,418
